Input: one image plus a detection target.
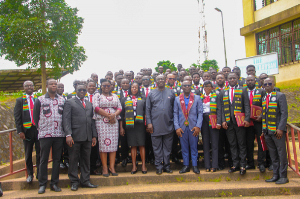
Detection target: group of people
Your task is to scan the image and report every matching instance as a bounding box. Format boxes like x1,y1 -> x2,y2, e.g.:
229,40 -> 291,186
13,63 -> 289,195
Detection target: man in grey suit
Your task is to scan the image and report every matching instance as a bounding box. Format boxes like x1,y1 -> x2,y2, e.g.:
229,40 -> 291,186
263,78 -> 288,184
146,75 -> 176,175
63,83 -> 98,191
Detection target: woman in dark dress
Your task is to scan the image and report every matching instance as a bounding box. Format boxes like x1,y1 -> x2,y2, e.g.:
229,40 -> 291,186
120,82 -> 147,174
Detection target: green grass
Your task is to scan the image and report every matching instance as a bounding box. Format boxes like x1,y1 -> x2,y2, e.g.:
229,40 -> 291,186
209,176 -> 222,182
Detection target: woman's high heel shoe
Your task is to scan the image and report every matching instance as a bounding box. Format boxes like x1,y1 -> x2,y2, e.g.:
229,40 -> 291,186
131,169 -> 138,174
109,168 -> 118,176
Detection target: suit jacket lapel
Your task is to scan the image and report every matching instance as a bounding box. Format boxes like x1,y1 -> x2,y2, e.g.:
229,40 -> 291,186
75,97 -> 85,109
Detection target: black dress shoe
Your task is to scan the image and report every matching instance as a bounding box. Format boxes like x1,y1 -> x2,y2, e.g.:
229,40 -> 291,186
245,165 -> 255,170
179,166 -> 190,174
259,165 -> 265,173
60,163 -> 66,169
240,167 -> 246,175
265,176 -> 279,182
38,186 -> 46,194
121,159 -> 128,167
71,184 -> 78,191
65,162 -> 70,168
193,166 -> 200,174
0,182 -> 2,197
156,169 -> 162,175
163,168 -> 173,173
81,182 -> 98,188
50,184 -> 62,192
90,170 -> 102,175
276,178 -> 289,184
268,164 -> 273,171
26,175 -> 33,183
228,167 -> 239,173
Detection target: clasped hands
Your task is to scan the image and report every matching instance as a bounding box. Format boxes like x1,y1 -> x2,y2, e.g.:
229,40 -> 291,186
106,113 -> 116,124
176,127 -> 200,138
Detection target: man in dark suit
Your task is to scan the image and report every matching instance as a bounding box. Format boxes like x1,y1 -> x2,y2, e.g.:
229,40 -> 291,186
118,78 -> 130,167
63,83 -> 98,191
243,75 -> 266,172
14,80 -> 40,183
259,73 -> 280,92
217,72 -> 251,175
263,78 -> 289,184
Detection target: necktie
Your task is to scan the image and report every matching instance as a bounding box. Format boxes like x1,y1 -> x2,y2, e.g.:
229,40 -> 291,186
146,88 -> 149,98
90,94 -> 93,102
196,85 -> 198,90
250,90 -> 253,106
125,90 -> 128,97
226,81 -> 229,87
29,96 -> 35,125
231,87 -> 234,103
266,94 -> 270,109
81,98 -> 86,108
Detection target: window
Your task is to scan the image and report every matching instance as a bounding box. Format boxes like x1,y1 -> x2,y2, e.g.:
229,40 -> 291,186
255,0 -> 279,11
256,18 -> 300,65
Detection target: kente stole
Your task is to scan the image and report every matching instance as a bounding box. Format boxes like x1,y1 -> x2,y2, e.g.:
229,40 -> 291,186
222,87 -> 243,122
262,92 -> 277,133
22,94 -> 37,129
125,96 -> 144,128
201,92 -> 217,126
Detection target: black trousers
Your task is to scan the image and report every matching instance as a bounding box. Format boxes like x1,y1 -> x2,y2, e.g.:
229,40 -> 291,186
60,137 -> 69,164
246,121 -> 266,166
39,137 -> 63,186
151,133 -> 173,170
68,141 -> 91,185
226,120 -> 247,168
265,132 -> 288,178
145,132 -> 154,161
172,130 -> 180,158
218,128 -> 232,167
90,139 -> 99,172
23,126 -> 40,176
202,114 -> 219,169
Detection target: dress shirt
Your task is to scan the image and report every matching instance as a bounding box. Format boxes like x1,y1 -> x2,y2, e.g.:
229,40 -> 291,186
26,94 -> 35,122
184,94 -> 190,109
248,88 -> 255,100
76,96 -> 85,106
229,86 -> 235,103
203,93 -> 211,113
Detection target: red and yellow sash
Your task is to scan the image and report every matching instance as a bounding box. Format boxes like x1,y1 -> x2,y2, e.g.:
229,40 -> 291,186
179,93 -> 195,126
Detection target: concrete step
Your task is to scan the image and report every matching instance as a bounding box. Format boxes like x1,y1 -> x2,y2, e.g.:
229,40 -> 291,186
1,168 -> 298,191
2,178 -> 300,198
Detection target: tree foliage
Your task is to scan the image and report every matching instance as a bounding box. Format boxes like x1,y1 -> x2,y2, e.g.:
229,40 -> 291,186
200,60 -> 219,72
0,0 -> 87,80
155,60 -> 176,72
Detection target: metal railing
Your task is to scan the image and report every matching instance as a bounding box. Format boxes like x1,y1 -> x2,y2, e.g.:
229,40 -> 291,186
254,0 -> 279,11
286,123 -> 300,176
0,128 -> 52,180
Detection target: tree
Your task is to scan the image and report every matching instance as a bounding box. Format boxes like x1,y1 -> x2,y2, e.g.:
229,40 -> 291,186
0,0 -> 87,93
200,59 -> 219,72
155,60 -> 176,72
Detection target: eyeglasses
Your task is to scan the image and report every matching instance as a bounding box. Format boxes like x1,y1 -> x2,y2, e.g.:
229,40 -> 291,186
182,85 -> 192,87
168,78 -> 175,80
142,79 -> 150,81
24,85 -> 34,88
263,83 -> 273,87
78,89 -> 87,92
102,85 -> 111,88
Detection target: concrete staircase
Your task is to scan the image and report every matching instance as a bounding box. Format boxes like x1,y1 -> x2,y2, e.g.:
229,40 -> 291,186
1,161 -> 300,199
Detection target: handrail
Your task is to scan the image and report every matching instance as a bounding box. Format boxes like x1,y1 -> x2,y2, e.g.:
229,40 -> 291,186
286,123 -> 300,176
0,128 -> 52,180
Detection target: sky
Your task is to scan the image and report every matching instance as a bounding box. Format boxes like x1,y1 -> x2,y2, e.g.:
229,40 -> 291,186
0,0 -> 245,92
